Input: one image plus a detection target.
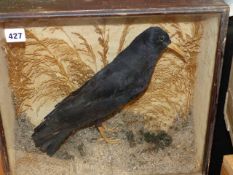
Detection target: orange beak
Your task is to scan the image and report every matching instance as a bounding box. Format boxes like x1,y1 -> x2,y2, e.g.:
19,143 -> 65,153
167,43 -> 186,63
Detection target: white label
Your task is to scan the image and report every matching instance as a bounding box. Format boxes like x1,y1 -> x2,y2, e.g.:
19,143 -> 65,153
4,28 -> 26,43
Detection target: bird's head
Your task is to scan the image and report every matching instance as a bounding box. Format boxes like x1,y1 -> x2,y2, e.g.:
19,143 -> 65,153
141,27 -> 171,52
140,27 -> 185,61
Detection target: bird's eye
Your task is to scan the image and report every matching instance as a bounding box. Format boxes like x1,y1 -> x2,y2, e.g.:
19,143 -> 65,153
159,35 -> 165,42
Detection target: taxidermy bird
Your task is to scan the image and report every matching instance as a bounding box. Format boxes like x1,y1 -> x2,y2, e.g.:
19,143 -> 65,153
32,27 -> 184,156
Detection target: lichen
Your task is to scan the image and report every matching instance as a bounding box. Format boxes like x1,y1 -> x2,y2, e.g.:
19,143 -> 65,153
143,130 -> 173,149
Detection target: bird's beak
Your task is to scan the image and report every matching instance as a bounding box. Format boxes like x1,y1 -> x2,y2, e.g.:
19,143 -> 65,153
167,43 -> 186,63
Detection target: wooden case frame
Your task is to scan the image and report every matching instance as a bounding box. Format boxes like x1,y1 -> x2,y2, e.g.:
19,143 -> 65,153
0,0 -> 229,174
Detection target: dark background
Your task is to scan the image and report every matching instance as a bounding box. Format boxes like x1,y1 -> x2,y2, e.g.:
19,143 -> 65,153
209,16 -> 233,175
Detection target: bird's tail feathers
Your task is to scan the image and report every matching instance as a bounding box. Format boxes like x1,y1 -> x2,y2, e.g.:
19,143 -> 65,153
32,120 -> 72,156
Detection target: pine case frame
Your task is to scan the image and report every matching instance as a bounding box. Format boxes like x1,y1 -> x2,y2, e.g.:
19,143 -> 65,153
0,0 -> 229,175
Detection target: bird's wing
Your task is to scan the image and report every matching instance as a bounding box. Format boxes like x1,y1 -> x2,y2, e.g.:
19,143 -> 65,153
54,43 -> 144,110
49,63 -> 137,118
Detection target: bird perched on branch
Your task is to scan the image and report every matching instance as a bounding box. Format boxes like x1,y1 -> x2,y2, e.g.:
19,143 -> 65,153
32,27 -> 184,156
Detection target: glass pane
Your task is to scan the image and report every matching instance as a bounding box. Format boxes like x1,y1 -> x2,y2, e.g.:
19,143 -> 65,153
0,14 -> 220,175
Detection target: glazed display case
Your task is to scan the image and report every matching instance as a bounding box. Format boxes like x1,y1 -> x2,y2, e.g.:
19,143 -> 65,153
0,0 -> 229,175
225,59 -> 233,145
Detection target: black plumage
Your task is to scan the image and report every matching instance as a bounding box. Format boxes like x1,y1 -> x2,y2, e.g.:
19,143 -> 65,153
32,27 -> 171,156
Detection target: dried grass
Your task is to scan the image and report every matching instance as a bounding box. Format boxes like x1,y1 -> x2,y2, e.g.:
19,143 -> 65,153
117,19 -> 134,54
72,32 -> 98,72
5,29 -> 94,115
94,23 -> 109,67
5,43 -> 33,114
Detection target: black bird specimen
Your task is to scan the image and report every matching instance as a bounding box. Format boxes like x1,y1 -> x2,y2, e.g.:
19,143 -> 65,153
32,27 -> 184,156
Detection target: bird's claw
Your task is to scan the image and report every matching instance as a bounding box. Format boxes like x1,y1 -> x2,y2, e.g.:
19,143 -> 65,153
97,125 -> 120,144
98,137 -> 120,144
102,124 -> 119,132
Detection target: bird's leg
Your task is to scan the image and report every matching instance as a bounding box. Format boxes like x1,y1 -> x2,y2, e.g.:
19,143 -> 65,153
96,123 -> 120,144
101,123 -> 118,132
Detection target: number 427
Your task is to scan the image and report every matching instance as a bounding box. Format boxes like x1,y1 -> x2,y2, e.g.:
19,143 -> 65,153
8,33 -> 22,39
